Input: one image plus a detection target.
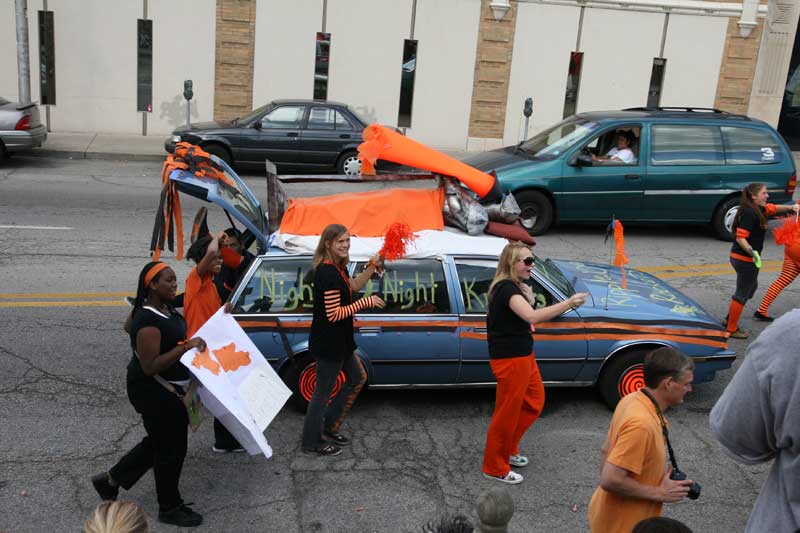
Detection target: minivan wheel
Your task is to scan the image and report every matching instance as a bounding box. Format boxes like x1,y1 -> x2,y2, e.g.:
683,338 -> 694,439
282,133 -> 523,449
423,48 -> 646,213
337,151 -> 361,176
597,348 -> 649,409
712,197 -> 739,242
282,352 -> 347,413
515,190 -> 554,235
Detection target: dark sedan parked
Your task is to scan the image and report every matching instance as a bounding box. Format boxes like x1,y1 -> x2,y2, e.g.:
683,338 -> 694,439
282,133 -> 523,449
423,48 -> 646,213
165,99 -> 375,175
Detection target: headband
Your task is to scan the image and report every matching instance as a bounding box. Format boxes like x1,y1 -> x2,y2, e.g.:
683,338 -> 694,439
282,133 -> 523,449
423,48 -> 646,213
144,262 -> 170,287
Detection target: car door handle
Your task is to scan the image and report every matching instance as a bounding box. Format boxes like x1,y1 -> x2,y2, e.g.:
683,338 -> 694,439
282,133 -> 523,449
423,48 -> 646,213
624,174 -> 640,180
287,132 -> 298,137
358,326 -> 381,336
339,134 -> 351,139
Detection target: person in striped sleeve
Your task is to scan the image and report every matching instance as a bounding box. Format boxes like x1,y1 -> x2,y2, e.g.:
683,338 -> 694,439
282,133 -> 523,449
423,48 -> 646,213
301,224 -> 386,456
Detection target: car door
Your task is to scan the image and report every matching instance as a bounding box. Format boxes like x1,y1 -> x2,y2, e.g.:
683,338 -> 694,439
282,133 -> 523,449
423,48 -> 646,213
452,258 -> 588,383
230,256 -> 314,367
642,123 -> 726,221
561,124 -> 645,221
301,106 -> 358,169
351,258 -> 460,385
238,104 -> 306,165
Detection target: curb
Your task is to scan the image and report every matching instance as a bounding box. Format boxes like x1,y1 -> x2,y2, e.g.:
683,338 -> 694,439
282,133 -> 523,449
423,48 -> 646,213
27,149 -> 165,162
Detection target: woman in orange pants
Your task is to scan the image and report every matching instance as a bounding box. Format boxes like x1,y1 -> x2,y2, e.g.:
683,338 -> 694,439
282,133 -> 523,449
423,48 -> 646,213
755,249 -> 800,321
482,242 -> 588,484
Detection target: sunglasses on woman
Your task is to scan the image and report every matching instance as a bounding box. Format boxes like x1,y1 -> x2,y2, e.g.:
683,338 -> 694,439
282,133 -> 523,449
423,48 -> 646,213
520,257 -> 535,266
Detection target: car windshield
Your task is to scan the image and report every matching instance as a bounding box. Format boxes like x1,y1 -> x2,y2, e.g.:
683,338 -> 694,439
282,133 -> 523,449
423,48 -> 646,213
518,116 -> 600,160
535,256 -> 574,296
238,103 -> 271,126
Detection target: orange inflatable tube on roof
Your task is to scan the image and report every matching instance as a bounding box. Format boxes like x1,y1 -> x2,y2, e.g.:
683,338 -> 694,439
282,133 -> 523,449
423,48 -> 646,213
357,124 -> 502,201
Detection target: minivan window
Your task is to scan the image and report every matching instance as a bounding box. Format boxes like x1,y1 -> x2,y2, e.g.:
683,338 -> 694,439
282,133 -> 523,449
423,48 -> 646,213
651,125 -> 724,165
721,126 -> 784,165
518,116 -> 600,160
235,258 -> 313,313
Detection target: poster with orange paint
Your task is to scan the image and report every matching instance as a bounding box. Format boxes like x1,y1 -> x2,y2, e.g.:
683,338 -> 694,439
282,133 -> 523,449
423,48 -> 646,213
181,307 -> 292,457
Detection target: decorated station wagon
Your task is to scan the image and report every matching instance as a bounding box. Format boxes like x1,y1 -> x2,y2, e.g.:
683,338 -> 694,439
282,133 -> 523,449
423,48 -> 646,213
161,147 -> 735,411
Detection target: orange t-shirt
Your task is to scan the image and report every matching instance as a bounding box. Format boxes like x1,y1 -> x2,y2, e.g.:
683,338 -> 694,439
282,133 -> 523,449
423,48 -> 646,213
184,266 -> 221,338
588,391 -> 667,532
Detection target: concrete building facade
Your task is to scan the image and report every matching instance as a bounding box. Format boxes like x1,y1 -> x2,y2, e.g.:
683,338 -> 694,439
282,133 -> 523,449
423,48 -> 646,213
2,0 -> 798,151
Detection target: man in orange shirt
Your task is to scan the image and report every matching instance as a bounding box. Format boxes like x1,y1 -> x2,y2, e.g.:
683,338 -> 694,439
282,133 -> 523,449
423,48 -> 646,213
588,347 -> 697,532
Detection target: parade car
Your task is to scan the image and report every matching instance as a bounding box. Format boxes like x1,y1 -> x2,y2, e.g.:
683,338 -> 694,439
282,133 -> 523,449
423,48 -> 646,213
164,154 -> 735,411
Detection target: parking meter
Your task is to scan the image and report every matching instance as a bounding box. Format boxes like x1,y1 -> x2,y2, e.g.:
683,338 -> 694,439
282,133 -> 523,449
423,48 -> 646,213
523,97 -> 533,141
183,80 -> 193,126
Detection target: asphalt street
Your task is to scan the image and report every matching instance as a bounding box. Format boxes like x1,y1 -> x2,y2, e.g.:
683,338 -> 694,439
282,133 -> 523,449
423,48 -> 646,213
1,156 -> 795,532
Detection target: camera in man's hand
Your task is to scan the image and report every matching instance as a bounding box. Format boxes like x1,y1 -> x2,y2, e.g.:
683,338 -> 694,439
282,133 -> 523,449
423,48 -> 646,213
670,468 -> 701,500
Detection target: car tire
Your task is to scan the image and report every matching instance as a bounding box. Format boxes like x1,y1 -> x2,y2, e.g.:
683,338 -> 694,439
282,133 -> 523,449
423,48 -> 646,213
515,190 -> 554,235
0,142 -> 7,164
597,348 -> 650,409
281,352 -> 348,413
712,196 -> 739,242
337,150 -> 361,176
203,143 -> 233,167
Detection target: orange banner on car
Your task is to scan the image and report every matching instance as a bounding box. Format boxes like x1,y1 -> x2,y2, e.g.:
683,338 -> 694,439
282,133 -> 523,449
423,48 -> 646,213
357,124 -> 498,199
279,188 -> 445,237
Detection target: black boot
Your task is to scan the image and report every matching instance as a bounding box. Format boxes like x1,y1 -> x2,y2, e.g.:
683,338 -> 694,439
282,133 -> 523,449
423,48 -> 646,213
159,503 -> 203,527
90,472 -> 119,501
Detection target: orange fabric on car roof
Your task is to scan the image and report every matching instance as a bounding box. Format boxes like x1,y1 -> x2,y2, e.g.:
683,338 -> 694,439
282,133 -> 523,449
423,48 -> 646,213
279,188 -> 445,237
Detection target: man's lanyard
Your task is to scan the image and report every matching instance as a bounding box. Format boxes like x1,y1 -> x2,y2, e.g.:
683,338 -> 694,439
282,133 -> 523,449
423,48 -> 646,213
640,389 -> 680,471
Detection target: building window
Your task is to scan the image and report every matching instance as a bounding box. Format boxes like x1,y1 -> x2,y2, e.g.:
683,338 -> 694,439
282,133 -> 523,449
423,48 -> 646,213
647,58 -> 667,108
314,32 -> 331,101
398,40 -> 418,128
137,19 -> 153,112
38,11 -> 56,106
562,52 -> 583,118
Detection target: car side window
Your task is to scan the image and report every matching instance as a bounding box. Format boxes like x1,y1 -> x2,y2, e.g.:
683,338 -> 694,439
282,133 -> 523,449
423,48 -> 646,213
307,107 -> 354,131
353,259 -> 451,313
580,126 -> 641,165
651,125 -> 724,165
454,260 -> 553,314
235,258 -> 314,314
260,105 -> 305,129
721,126 -> 784,165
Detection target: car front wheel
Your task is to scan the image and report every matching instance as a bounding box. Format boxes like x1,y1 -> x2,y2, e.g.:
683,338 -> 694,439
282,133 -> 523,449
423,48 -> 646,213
515,190 -> 554,235
597,348 -> 649,409
203,143 -> 233,167
712,196 -> 739,241
281,352 -> 347,413
337,151 -> 361,176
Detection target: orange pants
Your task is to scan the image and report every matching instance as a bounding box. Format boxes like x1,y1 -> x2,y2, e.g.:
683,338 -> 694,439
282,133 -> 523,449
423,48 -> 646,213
482,354 -> 545,476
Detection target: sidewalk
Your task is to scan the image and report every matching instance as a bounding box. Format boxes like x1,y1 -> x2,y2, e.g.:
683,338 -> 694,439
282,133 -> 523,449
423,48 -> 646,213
29,131 -> 167,161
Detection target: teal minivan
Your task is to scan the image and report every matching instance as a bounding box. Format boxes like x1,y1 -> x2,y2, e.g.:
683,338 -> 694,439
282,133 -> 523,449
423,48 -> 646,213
462,107 -> 797,239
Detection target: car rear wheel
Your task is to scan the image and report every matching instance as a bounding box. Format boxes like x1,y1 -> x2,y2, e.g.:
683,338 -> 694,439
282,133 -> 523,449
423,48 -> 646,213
597,348 -> 650,409
515,190 -> 554,235
203,143 -> 233,167
712,196 -> 739,242
281,352 -> 347,413
337,150 -> 361,176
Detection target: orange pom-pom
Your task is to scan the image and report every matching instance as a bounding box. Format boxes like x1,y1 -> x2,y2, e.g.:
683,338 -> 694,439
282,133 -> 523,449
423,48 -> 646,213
773,216 -> 800,247
379,222 -> 418,261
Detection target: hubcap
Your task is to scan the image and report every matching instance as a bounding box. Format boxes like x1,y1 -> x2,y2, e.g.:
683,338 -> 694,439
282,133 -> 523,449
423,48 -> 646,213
342,156 -> 361,176
724,206 -> 739,235
299,363 -> 346,403
617,363 -> 645,398
520,207 -> 538,230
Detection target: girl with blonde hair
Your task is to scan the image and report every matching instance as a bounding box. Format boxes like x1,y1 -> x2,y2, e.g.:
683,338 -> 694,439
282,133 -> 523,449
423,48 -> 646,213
482,242 -> 588,484
84,501 -> 149,533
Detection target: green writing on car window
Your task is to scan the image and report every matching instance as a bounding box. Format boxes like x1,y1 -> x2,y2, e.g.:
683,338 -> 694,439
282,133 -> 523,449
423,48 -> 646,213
462,278 -> 488,312
256,268 -> 313,311
362,271 -> 439,310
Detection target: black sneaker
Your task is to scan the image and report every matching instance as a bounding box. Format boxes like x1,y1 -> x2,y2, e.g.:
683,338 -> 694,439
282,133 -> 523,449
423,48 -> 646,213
159,503 -> 203,527
753,311 -> 774,322
324,431 -> 352,446
91,472 -> 118,501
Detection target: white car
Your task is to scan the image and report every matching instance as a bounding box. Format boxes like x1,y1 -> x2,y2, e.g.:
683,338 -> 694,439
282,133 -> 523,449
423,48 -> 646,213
0,97 -> 47,162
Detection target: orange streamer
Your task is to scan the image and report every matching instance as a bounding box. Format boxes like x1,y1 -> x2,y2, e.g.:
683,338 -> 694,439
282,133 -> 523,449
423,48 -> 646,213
613,220 -> 629,289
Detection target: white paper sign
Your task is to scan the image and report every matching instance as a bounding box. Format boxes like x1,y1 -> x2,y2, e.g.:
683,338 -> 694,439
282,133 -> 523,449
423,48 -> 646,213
180,307 -> 292,457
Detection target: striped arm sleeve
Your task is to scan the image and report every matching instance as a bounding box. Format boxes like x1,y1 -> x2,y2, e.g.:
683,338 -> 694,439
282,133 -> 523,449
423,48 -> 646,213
765,203 -> 777,216
324,290 -> 372,322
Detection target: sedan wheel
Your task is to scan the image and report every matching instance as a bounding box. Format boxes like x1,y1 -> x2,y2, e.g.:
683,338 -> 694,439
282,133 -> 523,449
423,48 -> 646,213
338,151 -> 361,176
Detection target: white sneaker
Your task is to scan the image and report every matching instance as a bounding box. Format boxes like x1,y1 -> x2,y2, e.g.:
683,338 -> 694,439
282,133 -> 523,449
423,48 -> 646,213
483,470 -> 524,484
509,454 -> 529,467
212,445 -> 245,453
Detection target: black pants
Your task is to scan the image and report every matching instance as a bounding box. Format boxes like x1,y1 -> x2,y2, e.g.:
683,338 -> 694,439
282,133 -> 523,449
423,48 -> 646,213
731,257 -> 759,304
109,380 -> 188,511
213,418 -> 242,449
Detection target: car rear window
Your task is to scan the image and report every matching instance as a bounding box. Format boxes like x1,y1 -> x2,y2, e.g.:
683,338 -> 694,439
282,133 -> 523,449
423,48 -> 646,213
651,125 -> 724,165
721,126 -> 784,165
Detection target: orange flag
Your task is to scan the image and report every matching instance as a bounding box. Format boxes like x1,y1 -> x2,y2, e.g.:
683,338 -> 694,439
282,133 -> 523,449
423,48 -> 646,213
613,220 -> 629,288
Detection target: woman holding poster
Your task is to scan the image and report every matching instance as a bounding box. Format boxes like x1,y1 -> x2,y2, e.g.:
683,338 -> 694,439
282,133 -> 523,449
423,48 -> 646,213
91,261 -> 207,527
301,224 -> 386,456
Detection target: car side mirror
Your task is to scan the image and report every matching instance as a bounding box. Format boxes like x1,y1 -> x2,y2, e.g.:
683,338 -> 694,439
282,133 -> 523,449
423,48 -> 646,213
574,153 -> 593,167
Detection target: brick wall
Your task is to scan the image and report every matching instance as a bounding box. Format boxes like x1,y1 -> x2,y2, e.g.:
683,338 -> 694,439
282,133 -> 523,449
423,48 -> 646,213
467,0 -> 518,139
714,16 -> 765,114
214,0 -> 257,121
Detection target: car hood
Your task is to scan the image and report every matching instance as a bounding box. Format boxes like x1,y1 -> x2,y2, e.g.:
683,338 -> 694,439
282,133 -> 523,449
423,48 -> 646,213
174,120 -> 235,134
553,259 -> 722,327
460,147 -> 539,174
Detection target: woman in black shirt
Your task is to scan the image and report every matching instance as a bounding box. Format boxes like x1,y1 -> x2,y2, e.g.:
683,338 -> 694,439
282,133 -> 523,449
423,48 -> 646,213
482,243 -> 588,484
725,183 -> 799,338
301,224 -> 386,455
91,262 -> 207,527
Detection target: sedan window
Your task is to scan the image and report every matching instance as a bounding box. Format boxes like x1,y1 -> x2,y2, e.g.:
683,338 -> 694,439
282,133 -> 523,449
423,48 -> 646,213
307,106 -> 354,131
354,259 -> 451,313
260,105 -> 305,129
455,260 -> 554,314
234,258 -> 314,314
